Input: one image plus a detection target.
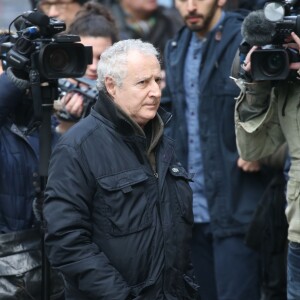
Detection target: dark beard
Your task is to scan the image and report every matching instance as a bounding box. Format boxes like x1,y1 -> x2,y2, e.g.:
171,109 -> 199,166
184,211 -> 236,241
188,0 -> 218,34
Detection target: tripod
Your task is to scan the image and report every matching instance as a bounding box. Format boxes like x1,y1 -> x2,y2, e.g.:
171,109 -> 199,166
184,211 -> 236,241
29,69 -> 59,300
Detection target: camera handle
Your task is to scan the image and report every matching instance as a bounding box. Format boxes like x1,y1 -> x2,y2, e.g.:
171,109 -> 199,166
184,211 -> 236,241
29,69 -> 59,300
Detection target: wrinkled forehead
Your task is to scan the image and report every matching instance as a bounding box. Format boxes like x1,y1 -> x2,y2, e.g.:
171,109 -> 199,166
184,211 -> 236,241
125,51 -> 161,77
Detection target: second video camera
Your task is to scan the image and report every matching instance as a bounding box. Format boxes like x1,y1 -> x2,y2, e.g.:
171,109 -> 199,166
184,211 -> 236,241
241,0 -> 300,80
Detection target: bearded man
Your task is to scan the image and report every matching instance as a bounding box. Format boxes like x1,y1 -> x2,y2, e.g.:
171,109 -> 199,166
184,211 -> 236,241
161,1 -> 274,299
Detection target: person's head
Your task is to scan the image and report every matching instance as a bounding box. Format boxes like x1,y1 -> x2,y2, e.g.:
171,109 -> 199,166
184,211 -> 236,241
97,39 -> 162,127
68,1 -> 119,80
36,0 -> 88,28
120,0 -> 158,20
175,0 -> 227,37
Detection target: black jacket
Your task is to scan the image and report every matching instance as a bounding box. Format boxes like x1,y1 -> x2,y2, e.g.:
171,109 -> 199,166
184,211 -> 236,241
44,93 -> 198,299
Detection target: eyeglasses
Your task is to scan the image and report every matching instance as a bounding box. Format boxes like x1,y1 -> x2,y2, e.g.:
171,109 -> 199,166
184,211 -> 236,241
38,0 -> 77,13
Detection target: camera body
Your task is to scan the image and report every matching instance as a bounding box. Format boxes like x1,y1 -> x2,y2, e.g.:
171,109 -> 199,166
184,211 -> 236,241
251,46 -> 300,80
243,1 -> 300,80
57,77 -> 98,121
0,10 -> 92,82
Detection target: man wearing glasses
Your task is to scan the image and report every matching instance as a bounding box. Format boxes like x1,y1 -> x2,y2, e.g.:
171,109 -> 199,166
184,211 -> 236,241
36,0 -> 88,29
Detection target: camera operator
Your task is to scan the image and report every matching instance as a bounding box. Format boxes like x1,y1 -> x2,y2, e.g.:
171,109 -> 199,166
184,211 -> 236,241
233,26 -> 300,300
0,65 -> 65,298
54,1 -> 118,133
0,7 -> 93,296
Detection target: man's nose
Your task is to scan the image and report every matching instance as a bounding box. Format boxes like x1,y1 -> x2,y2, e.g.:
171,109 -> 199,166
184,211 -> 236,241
47,5 -> 60,18
187,0 -> 197,12
88,58 -> 98,74
150,80 -> 162,98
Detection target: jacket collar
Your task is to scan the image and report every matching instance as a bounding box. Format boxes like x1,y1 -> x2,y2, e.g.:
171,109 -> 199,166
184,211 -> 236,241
92,91 -> 171,137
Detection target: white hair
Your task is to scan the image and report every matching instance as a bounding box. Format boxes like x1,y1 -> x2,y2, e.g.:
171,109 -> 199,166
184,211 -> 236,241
96,39 -> 160,91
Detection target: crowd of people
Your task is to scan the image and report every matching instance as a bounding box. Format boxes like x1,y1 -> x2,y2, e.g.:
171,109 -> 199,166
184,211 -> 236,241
0,0 -> 298,299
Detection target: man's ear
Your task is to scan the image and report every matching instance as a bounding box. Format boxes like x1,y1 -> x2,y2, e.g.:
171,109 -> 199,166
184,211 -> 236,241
105,77 -> 116,98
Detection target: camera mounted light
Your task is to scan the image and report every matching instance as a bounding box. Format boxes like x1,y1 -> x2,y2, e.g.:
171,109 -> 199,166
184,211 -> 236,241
264,2 -> 285,22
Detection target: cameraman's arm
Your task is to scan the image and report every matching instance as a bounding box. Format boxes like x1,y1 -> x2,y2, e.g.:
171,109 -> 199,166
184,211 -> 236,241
0,68 -> 29,126
232,48 -> 285,161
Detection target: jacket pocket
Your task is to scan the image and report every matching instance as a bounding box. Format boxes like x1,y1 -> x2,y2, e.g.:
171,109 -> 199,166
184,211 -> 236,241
97,169 -> 153,236
169,165 -> 194,225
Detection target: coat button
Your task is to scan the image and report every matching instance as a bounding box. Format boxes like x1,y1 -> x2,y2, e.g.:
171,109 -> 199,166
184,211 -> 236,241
172,167 -> 179,173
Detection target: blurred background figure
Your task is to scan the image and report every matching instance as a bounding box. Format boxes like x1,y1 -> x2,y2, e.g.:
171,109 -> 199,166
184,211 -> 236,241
54,1 -> 118,133
35,0 -> 88,29
108,0 -> 183,65
161,0 -> 280,299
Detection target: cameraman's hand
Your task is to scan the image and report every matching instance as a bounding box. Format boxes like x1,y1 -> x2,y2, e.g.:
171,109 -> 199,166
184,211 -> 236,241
237,157 -> 261,172
242,46 -> 258,73
55,92 -> 84,133
61,92 -> 84,118
285,32 -> 300,71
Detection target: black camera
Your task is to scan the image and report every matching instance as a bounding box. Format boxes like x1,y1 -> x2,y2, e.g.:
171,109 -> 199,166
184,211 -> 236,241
241,0 -> 300,80
251,46 -> 299,80
0,10 -> 92,81
56,77 -> 98,121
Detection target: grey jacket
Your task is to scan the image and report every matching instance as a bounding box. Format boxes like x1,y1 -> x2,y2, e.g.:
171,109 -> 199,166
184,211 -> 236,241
234,79 -> 300,242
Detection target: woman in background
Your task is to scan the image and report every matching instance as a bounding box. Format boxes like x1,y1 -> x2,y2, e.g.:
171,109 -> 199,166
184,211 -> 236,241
55,1 -> 119,133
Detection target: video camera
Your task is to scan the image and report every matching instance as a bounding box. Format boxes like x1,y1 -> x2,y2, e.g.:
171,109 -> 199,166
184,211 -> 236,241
0,10 -> 92,81
241,0 -> 300,80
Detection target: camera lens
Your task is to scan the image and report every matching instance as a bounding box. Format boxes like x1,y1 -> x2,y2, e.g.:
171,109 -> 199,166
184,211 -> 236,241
48,48 -> 69,72
262,53 -> 285,76
39,43 -> 90,79
251,49 -> 289,81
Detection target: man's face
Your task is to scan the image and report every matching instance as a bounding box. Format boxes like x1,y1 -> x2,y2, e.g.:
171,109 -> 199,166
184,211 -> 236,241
175,0 -> 222,34
121,0 -> 157,15
107,51 -> 162,127
38,0 -> 82,28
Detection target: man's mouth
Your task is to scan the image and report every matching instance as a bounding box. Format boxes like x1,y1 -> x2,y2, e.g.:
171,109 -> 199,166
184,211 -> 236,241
186,15 -> 202,23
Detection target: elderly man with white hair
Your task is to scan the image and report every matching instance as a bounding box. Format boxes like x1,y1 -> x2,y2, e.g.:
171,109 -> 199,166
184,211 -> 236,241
43,39 -> 198,300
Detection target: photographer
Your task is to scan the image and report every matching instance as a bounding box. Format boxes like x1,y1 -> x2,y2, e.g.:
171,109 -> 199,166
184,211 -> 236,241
0,67 -> 64,298
233,21 -> 300,300
55,1 -> 118,133
0,9 -> 92,298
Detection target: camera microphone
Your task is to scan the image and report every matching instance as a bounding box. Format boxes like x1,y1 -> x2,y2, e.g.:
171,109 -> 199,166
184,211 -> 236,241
22,11 -> 49,28
241,10 -> 276,46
